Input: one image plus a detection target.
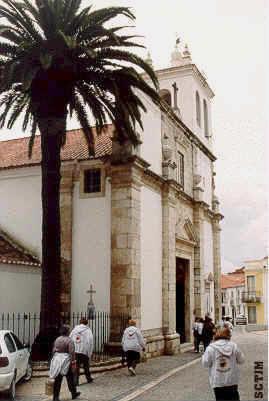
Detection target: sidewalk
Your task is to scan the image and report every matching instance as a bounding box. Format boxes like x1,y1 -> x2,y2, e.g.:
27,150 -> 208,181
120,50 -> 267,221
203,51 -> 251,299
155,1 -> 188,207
16,349 -> 201,401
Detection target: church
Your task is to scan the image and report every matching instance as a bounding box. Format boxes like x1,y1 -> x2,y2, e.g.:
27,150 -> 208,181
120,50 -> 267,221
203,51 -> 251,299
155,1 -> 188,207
0,41 -> 223,356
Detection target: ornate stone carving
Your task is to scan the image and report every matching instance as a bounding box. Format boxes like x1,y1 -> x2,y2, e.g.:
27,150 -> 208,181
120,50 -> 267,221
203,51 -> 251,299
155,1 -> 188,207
162,134 -> 173,161
194,174 -> 202,186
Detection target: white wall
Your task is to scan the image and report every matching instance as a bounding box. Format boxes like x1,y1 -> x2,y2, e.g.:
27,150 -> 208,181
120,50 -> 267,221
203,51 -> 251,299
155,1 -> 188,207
0,264 -> 41,313
138,92 -> 162,176
204,220 -> 214,277
71,178 -> 111,313
157,70 -> 213,152
197,150 -> 213,207
140,186 -> 162,330
190,77 -> 213,148
0,167 -> 42,258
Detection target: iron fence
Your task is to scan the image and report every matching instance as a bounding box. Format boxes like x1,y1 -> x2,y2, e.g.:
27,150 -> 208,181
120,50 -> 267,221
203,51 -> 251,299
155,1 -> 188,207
0,311 -> 129,362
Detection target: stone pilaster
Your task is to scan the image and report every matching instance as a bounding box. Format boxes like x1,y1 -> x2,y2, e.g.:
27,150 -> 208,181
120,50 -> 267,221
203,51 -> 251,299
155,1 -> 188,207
162,182 -> 180,354
212,218 -> 222,323
59,163 -> 75,315
193,203 -> 205,318
110,156 -> 146,340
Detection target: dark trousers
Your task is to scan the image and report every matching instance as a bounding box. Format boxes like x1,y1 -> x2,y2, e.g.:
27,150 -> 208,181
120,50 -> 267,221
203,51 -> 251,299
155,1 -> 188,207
126,350 -> 140,369
214,385 -> 240,401
53,366 -> 76,400
203,338 -> 211,351
196,335 -> 203,352
74,353 -> 92,385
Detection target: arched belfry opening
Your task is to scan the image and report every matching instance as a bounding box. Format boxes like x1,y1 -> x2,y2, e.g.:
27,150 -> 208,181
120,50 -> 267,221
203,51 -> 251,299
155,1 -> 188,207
159,89 -> 172,107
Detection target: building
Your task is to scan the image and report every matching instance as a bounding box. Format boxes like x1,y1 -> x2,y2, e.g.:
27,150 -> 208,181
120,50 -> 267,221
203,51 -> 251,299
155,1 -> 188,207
221,270 -> 245,321
0,42 -> 223,356
0,229 -> 41,314
243,256 -> 268,327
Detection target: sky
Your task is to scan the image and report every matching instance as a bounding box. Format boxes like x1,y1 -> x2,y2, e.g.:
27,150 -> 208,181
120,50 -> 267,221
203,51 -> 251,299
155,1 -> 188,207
0,0 -> 267,273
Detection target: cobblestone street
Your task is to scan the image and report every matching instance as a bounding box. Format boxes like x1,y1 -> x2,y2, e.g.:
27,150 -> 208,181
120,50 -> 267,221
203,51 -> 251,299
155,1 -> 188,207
1,328 -> 267,401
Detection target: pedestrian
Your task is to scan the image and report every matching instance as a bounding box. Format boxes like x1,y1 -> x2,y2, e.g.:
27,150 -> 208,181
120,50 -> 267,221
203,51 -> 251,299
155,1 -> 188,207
121,319 -> 146,376
195,318 -> 204,353
202,327 -> 245,401
202,315 -> 215,351
192,317 -> 200,352
70,318 -> 94,386
224,317 -> 233,334
219,316 -> 225,329
49,325 -> 80,401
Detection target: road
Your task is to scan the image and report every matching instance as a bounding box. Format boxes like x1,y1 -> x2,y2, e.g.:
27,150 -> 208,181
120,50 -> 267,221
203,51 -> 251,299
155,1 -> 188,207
122,330 -> 268,401
1,328 -> 267,401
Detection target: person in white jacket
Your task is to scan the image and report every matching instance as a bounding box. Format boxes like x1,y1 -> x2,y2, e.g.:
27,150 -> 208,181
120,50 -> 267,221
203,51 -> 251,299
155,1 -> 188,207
70,318 -> 94,385
202,327 -> 245,400
121,319 -> 145,376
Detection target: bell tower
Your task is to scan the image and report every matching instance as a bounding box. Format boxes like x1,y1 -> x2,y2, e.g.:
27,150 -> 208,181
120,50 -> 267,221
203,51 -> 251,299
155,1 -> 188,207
151,38 -> 215,150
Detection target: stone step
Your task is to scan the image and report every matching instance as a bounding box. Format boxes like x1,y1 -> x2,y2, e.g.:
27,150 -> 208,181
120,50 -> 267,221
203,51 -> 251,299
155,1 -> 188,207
180,342 -> 194,353
32,357 -> 123,377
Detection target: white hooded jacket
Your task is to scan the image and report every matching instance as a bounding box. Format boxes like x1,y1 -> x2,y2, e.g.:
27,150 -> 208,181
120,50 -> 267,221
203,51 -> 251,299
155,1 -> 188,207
121,326 -> 145,353
202,339 -> 245,388
70,324 -> 93,358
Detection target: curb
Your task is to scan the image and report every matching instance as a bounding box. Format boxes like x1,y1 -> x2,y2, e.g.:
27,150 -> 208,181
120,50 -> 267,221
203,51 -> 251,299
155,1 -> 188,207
32,357 -> 124,378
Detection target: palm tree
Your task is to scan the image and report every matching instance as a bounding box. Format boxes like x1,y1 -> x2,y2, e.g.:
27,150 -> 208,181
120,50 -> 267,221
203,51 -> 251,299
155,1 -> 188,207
0,0 -> 160,328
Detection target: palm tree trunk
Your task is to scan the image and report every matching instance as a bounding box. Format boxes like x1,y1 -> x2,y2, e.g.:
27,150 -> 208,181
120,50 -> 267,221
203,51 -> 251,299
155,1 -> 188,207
38,117 -> 65,331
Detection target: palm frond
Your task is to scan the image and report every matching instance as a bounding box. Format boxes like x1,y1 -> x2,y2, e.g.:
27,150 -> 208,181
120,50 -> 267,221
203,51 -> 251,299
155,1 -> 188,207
86,7 -> 135,27
5,0 -> 42,42
7,92 -> 28,129
95,48 -> 159,90
69,90 -> 94,155
76,82 -> 107,134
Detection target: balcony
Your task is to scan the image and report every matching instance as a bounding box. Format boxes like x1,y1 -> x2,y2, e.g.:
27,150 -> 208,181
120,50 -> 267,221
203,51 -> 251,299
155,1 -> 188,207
241,291 -> 261,303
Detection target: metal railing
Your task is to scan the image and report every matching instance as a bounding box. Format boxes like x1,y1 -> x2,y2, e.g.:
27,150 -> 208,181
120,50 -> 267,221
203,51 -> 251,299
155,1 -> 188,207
241,291 -> 261,303
0,311 -> 129,362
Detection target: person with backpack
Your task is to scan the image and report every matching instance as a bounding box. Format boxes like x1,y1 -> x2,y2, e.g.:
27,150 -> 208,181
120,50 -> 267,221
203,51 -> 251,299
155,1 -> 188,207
202,327 -> 245,400
121,319 -> 146,376
70,318 -> 94,386
49,325 -> 80,401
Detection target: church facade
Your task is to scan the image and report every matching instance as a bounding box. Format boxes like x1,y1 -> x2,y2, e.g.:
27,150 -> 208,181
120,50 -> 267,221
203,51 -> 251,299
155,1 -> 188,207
0,42 -> 223,356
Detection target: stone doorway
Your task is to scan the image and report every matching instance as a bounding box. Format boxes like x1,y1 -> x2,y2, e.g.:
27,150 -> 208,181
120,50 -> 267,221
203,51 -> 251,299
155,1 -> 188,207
176,258 -> 190,343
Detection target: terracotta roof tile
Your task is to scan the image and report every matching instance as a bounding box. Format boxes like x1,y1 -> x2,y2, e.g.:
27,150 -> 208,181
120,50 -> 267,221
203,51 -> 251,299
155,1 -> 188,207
0,231 -> 41,267
0,125 -> 113,170
221,273 -> 245,289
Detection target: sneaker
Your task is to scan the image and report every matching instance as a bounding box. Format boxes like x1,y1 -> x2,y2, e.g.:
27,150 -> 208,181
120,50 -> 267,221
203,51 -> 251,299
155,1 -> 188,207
87,378 -> 94,383
128,367 -> 136,376
72,392 -> 81,399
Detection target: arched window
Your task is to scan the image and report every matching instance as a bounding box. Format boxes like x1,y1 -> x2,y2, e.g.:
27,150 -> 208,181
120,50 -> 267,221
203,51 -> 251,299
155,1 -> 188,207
159,89 -> 172,106
203,99 -> 209,137
196,91 -> 201,126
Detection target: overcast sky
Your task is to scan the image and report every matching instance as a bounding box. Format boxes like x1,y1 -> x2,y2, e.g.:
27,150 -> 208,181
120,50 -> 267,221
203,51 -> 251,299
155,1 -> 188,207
0,0 -> 267,273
